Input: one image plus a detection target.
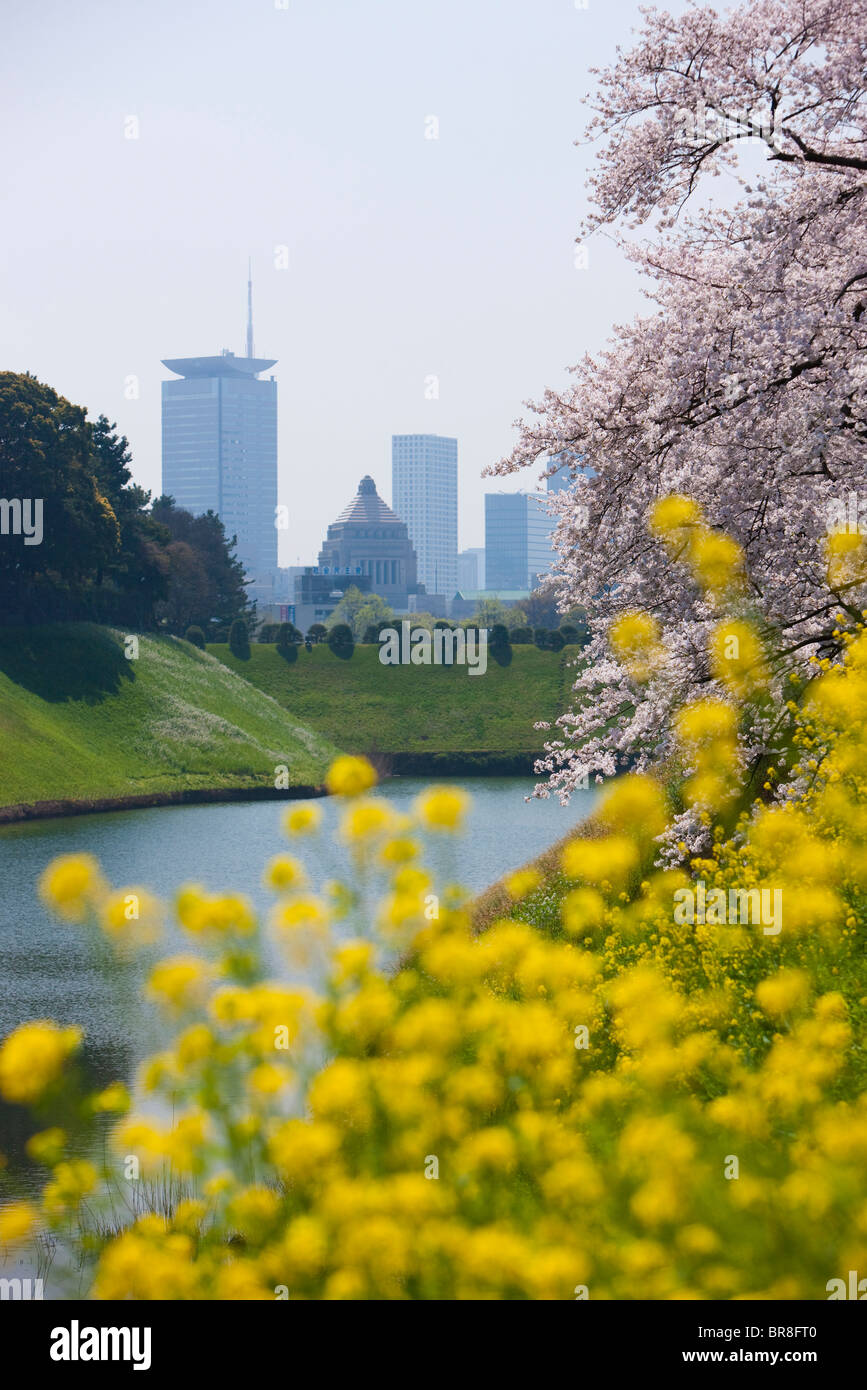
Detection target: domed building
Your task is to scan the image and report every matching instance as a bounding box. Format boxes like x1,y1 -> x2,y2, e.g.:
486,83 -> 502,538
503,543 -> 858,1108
317,475 -> 422,604
293,476 -> 424,631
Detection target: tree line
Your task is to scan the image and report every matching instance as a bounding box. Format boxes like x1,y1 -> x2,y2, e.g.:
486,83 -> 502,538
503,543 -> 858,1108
0,372 -> 254,635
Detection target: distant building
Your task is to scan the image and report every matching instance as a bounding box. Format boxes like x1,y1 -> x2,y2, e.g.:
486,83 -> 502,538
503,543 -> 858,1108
546,449 -> 594,492
458,546 -> 485,592
293,570 -> 372,634
392,434 -> 458,599
294,474 -> 423,631
485,492 -> 556,593
161,271 -> 277,595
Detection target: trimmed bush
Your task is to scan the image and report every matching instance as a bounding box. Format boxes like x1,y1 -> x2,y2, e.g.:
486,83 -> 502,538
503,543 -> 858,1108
228,619 -> 251,660
488,623 -> 513,666
327,622 -> 355,660
184,625 -> 206,650
510,626 -> 533,644
277,623 -> 302,664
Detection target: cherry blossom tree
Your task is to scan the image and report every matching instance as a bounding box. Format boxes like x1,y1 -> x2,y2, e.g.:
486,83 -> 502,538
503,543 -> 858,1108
489,0 -> 867,806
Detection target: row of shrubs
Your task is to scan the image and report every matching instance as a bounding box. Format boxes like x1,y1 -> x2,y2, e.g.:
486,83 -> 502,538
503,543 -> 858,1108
184,620 -> 586,658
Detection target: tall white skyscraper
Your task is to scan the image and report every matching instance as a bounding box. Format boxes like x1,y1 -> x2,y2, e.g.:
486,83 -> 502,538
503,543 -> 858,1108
391,434 -> 458,598
161,269 -> 277,586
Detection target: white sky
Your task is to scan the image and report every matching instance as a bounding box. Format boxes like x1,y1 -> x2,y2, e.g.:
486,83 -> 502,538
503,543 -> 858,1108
1,0 -> 697,562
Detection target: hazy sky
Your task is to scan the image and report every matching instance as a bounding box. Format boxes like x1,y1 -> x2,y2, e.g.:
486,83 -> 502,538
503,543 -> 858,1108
2,0 -> 695,563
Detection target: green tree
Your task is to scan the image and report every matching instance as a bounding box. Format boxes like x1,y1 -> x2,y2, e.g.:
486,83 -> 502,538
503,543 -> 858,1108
523,589 -> 561,629
326,587 -> 394,641
471,597 -> 526,630
0,373 -> 122,622
150,497 -> 254,637
88,415 -> 168,627
184,625 -> 206,650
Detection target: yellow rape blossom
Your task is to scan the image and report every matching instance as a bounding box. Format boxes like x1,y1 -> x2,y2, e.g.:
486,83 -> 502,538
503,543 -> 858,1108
38,853 -> 104,922
325,755 -> 377,797
414,785 -> 469,832
283,802 -> 323,835
0,1021 -> 82,1104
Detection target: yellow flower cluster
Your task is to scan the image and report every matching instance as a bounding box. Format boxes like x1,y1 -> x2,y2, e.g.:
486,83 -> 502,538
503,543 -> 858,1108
4,531 -> 867,1301
649,493 -> 745,599
0,1021 -> 82,1104
609,611 -> 664,683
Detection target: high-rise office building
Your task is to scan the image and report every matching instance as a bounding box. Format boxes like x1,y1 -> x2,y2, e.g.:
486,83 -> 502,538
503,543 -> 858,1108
161,269 -> 277,586
485,492 -> 556,593
392,434 -> 458,598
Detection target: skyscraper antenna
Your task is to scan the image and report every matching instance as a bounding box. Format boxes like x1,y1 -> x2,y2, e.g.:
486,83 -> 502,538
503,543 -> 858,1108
246,257 -> 254,359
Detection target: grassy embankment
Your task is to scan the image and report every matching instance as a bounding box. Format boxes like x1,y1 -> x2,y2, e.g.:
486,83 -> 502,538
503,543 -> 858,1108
0,625 -> 338,820
209,641 -> 585,774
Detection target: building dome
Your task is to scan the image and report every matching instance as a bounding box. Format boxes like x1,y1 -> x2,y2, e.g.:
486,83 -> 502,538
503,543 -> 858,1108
331,476 -> 406,530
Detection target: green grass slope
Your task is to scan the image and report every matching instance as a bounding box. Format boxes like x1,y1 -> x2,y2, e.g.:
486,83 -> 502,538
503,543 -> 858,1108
209,642 -> 583,757
0,625 -> 338,808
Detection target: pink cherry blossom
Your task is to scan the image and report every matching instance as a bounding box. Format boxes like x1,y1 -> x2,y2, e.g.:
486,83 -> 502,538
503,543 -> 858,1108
488,0 -> 867,808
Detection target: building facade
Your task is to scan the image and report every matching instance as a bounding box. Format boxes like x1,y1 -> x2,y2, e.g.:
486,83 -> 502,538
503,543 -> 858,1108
458,546 -> 485,592
392,434 -> 458,599
485,492 -> 556,593
292,569 -> 372,634
309,473 -> 422,615
161,348 -> 278,590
